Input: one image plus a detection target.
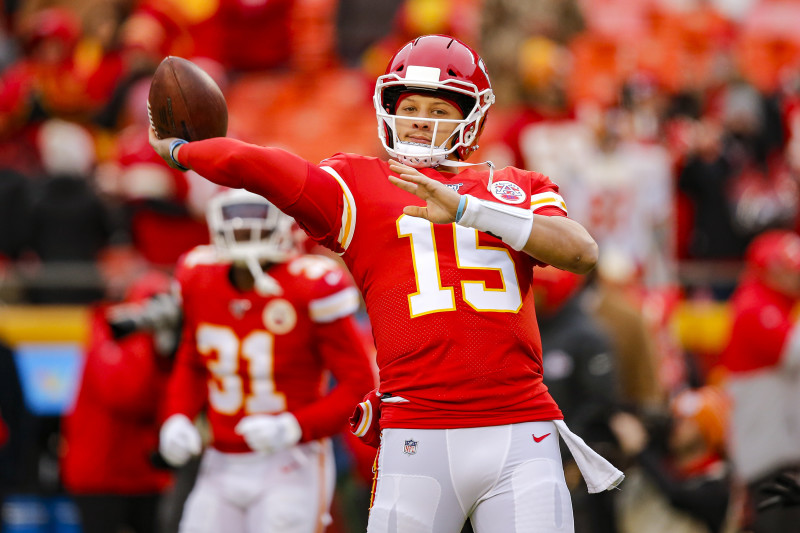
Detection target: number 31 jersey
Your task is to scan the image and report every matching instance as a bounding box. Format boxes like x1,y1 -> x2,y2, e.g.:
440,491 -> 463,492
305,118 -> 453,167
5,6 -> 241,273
315,153 -> 568,429
163,247 -> 375,453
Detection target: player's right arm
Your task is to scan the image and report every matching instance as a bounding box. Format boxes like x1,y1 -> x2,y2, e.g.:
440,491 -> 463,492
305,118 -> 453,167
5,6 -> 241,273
160,258 -> 209,422
149,129 -> 343,243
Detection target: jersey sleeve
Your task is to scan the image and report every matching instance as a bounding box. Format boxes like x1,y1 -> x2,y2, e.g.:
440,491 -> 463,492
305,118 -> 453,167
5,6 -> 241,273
525,169 -> 568,217
306,259 -> 362,323
293,313 -> 376,441
178,138 -> 344,246
161,329 -> 208,421
286,257 -> 376,440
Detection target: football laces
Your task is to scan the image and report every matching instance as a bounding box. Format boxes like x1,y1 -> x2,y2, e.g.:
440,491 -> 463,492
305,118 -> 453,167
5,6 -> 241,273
147,100 -> 159,139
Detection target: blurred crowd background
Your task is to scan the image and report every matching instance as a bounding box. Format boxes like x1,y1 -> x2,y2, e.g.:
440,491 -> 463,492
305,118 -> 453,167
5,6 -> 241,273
2,0 -> 800,531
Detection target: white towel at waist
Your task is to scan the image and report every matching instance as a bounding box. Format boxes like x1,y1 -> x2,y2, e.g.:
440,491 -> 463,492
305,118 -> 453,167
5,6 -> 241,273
554,419 -> 625,493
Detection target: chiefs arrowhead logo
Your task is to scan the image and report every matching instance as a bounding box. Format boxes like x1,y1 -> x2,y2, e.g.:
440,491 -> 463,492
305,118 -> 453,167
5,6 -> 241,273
490,181 -> 526,204
262,299 -> 297,334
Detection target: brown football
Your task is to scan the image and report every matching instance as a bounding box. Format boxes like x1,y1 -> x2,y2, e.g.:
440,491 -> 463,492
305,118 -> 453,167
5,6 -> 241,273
148,56 -> 228,141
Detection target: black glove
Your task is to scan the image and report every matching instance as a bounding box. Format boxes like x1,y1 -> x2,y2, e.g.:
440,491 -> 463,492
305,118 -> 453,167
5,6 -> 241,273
758,473 -> 800,511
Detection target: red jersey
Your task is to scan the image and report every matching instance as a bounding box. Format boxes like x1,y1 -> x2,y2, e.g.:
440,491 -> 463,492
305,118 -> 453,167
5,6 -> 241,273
179,140 -> 567,429
165,246 -> 375,453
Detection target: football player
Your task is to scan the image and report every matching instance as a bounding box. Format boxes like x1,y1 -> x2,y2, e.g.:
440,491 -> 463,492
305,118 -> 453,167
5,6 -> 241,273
158,189 -> 375,533
152,35 -> 622,533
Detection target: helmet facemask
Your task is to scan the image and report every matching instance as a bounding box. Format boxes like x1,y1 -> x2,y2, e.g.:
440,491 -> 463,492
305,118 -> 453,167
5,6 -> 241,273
207,190 -> 299,295
375,67 -> 494,168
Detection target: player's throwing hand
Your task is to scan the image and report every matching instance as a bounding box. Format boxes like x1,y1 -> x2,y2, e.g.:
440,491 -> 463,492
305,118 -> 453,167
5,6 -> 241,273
148,127 -> 186,171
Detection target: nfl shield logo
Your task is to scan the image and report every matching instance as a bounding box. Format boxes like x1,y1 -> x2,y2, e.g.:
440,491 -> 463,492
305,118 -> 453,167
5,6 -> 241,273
403,439 -> 418,455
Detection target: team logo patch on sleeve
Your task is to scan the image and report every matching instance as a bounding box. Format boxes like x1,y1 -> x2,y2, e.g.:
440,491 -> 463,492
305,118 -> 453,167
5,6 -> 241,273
490,181 -> 526,204
262,299 -> 297,334
403,439 -> 418,455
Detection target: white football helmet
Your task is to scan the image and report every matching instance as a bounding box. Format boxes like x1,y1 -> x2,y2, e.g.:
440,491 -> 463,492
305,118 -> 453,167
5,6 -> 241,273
206,189 -> 300,295
374,35 -> 495,168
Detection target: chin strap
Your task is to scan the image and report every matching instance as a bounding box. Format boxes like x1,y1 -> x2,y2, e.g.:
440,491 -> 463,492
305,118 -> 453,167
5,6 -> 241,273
245,255 -> 283,296
435,159 -> 495,189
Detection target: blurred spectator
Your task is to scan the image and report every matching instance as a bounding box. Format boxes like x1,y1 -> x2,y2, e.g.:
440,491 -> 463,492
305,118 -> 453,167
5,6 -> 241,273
503,101 -> 675,289
610,386 -> 734,533
719,81 -> 790,236
488,30 -> 676,290
580,109 -> 675,288
585,250 -> 665,412
97,56 -> 220,269
117,1 -> 194,70
188,0 -> 295,72
359,0 -> 482,80
1,7 -> 124,124
677,117 -> 748,263
120,0 -> 319,74
533,265 -> 622,533
335,0 -> 404,65
22,119 -> 121,303
718,229 -> 800,532
487,35 -> 576,170
480,0 -> 584,104
60,269 -> 179,533
99,124 -> 210,269
0,168 -> 31,264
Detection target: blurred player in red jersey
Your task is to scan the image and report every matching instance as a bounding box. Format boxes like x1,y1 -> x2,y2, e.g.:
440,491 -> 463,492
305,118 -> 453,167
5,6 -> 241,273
151,34 -> 622,533
158,188 -> 375,533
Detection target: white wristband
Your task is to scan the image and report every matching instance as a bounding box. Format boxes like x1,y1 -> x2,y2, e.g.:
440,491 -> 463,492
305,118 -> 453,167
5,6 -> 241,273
458,194 -> 534,251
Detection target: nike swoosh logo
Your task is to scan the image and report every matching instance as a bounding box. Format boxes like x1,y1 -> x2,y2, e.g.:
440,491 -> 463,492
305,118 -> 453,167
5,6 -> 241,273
532,433 -> 551,443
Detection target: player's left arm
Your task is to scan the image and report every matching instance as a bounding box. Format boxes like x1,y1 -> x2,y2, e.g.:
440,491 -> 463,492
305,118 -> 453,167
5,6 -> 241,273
519,215 -> 598,274
388,160 -> 598,274
293,314 -> 377,442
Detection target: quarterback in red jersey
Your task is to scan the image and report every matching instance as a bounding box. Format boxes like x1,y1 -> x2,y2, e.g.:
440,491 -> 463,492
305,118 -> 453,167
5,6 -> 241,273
152,35 -> 623,533
158,189 -> 375,533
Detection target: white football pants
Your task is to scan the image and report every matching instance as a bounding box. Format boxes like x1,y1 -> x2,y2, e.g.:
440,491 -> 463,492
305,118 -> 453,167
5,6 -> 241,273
368,421 -> 574,533
179,440 -> 335,533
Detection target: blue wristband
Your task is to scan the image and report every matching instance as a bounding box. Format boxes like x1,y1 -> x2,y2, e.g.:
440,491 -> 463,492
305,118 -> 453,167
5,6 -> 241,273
455,195 -> 468,222
169,139 -> 189,171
